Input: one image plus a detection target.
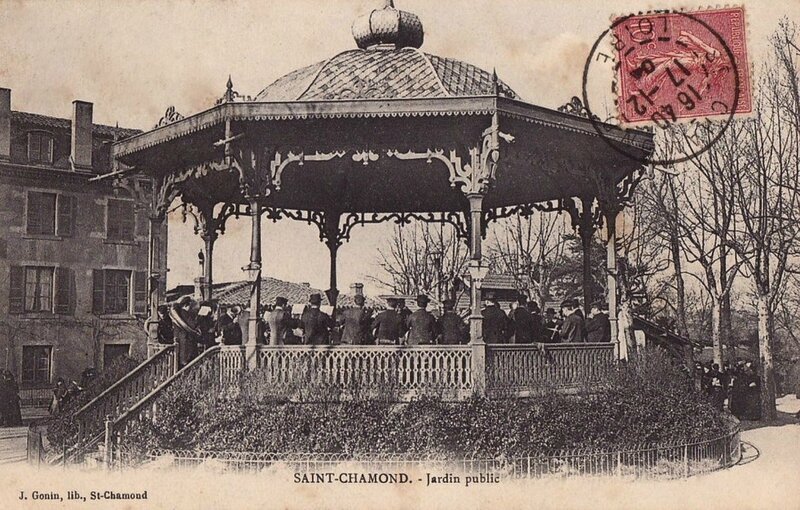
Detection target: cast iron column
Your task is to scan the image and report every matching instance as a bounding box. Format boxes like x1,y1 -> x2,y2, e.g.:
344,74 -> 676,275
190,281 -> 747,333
245,198 -> 262,347
605,209 -> 619,357
323,212 -> 341,307
468,194 -> 484,343
577,197 -> 595,316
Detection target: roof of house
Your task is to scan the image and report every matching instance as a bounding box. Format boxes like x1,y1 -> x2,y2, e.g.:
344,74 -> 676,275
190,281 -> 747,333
11,110 -> 141,139
167,277 -> 384,310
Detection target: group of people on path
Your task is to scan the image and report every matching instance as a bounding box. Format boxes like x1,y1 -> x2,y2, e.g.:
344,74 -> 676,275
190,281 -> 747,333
700,360 -> 763,420
0,371 -> 22,427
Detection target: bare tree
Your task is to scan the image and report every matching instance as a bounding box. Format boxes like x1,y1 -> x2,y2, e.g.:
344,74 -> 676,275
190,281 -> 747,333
486,212 -> 570,308
725,20 -> 800,420
370,222 -> 469,298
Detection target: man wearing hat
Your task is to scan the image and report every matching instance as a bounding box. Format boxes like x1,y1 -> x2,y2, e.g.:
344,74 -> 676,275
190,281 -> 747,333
300,293 -> 332,345
526,300 -> 544,343
266,296 -> 294,346
542,307 -> 561,343
586,300 -> 611,343
218,305 -> 243,345
437,299 -> 468,344
482,292 -> 509,344
397,298 -> 412,338
406,294 -> 438,345
156,304 -> 174,345
510,294 -> 536,344
559,298 -> 586,343
372,298 -> 404,345
339,294 -> 372,345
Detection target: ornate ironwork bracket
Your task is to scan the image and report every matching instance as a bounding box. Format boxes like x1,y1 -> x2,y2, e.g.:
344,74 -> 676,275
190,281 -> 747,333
386,112 -> 514,195
180,201 -> 245,240
269,150 -> 347,190
153,106 -> 184,129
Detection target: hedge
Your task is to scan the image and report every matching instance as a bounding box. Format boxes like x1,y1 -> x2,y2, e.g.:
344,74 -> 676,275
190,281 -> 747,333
120,348 -> 729,460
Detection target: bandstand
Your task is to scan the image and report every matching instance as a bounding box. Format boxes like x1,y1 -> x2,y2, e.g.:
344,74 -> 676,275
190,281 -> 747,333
94,1 -> 654,404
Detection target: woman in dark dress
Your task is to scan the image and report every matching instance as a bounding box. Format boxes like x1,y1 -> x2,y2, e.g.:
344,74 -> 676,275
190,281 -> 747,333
0,371 -> 22,426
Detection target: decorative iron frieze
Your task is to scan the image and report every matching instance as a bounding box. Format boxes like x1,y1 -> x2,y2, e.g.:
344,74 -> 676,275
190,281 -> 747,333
153,106 -> 185,129
269,150 -> 347,190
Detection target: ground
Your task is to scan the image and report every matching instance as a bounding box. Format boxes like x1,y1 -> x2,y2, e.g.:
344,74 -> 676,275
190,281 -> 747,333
0,397 -> 798,509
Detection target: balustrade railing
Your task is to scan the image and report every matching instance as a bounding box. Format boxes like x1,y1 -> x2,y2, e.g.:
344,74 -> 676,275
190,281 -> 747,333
76,345 -> 176,442
256,345 -> 473,401
486,343 -> 615,396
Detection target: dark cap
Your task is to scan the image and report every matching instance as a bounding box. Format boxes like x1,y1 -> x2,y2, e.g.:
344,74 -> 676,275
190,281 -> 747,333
591,300 -> 607,310
442,299 -> 455,310
309,293 -> 322,305
275,296 -> 288,306
545,307 -> 556,315
517,294 -> 528,304
416,294 -> 430,306
157,304 -> 169,315
484,291 -> 497,301
177,295 -> 193,307
354,294 -> 365,305
560,299 -> 579,309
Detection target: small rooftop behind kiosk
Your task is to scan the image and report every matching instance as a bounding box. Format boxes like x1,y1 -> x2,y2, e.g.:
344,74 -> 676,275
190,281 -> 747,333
102,0 -> 653,353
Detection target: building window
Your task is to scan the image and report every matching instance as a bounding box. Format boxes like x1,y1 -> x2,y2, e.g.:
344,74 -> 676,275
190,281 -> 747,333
26,191 -> 75,237
103,344 -> 130,367
8,266 -> 73,315
106,199 -> 135,241
27,131 -> 54,165
24,267 -> 53,312
21,346 -> 52,386
92,269 -> 147,316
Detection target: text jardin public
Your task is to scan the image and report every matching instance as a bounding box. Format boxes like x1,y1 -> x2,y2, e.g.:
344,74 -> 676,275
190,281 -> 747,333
294,472 -> 501,486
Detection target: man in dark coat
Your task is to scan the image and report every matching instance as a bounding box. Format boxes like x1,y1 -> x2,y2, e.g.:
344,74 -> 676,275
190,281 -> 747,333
218,305 -> 243,345
0,371 -> 22,426
586,301 -> 612,343
397,299 -> 412,339
482,292 -> 509,344
170,296 -> 200,368
406,295 -> 438,345
527,300 -> 544,343
542,308 -> 561,343
510,295 -> 536,344
300,293 -> 332,345
196,301 -> 218,351
339,294 -> 372,345
372,298 -> 404,345
156,304 -> 174,345
559,299 -> 586,343
266,297 -> 295,345
437,299 -> 468,344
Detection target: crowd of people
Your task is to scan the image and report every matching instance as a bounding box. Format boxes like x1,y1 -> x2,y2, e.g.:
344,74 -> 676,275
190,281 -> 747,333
154,291 -> 614,367
699,360 -> 763,420
0,370 -> 22,427
48,367 -> 97,415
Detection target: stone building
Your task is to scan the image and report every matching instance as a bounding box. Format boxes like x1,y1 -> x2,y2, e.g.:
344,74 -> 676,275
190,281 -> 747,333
0,87 -> 166,402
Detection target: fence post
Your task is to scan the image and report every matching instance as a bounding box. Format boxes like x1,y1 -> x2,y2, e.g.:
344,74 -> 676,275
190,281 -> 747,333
471,341 -> 487,397
615,451 -> 622,477
683,444 -> 689,477
104,417 -> 113,469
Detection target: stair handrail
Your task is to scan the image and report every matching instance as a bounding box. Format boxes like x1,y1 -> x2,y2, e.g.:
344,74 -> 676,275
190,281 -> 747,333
106,345 -> 223,466
76,344 -> 176,440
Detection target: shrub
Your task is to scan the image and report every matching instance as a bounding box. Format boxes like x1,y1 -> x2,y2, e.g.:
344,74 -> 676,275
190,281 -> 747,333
119,347 -> 730,462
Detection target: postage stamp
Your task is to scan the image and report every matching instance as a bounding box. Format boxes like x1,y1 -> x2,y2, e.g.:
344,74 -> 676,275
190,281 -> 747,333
612,7 -> 751,126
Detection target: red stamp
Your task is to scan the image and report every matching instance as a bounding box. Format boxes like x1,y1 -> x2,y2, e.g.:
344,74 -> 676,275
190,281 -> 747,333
613,8 -> 751,126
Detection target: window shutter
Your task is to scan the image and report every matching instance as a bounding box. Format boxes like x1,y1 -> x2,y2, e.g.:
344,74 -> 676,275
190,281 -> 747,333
57,195 -> 75,237
9,266 -> 24,314
122,202 -> 135,241
55,267 -> 74,315
28,133 -> 41,163
134,271 -> 147,315
27,193 -> 41,235
92,269 -> 104,314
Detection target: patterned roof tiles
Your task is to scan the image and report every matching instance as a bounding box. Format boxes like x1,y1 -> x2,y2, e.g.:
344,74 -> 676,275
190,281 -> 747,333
255,49 -> 518,102
11,111 -> 141,138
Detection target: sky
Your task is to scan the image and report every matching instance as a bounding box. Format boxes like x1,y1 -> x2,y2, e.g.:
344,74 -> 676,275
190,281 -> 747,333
1,0 -> 796,297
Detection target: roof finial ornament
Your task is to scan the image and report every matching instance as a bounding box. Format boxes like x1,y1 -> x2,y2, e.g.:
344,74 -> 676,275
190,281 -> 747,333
352,0 -> 423,50
492,68 -> 499,96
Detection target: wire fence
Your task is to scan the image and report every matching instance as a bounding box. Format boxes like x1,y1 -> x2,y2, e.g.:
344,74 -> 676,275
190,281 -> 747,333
141,427 -> 740,481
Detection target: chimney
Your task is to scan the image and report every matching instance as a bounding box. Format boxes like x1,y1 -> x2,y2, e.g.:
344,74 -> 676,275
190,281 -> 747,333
301,282 -> 310,287
350,283 -> 364,296
0,88 -> 10,161
71,100 -> 93,170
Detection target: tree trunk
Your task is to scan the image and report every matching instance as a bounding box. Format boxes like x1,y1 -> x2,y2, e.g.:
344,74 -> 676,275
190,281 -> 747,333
757,292 -> 778,420
719,253 -> 733,363
711,298 -> 723,367
670,231 -> 689,338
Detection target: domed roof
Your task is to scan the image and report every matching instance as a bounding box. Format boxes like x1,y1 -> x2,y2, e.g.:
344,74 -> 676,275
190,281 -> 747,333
255,1 -> 519,102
